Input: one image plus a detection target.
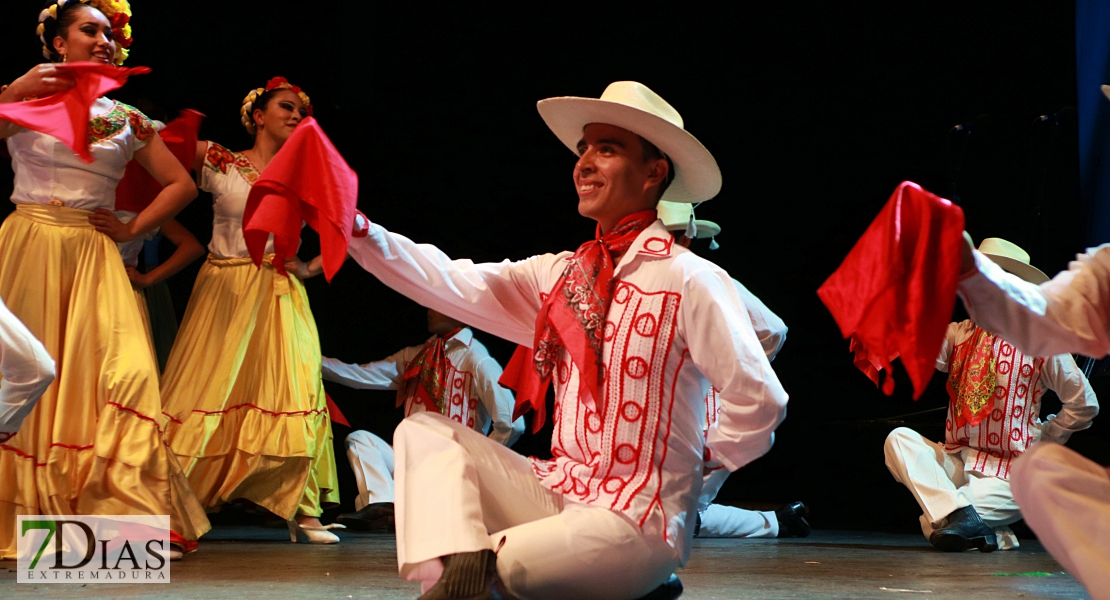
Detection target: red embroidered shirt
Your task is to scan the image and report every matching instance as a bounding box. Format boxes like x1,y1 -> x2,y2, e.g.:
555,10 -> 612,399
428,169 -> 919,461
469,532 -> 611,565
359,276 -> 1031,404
321,328 -> 523,446
348,219 -> 789,564
937,320 -> 1098,479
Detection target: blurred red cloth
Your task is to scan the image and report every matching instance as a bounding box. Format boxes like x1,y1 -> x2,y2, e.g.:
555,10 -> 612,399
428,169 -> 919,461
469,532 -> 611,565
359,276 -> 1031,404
0,62 -> 150,162
242,117 -> 357,282
817,181 -> 965,399
325,393 -> 349,428
115,109 -> 204,212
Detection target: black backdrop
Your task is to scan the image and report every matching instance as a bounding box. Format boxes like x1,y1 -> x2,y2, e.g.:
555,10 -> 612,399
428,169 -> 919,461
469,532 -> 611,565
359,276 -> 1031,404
1,1 -> 1105,531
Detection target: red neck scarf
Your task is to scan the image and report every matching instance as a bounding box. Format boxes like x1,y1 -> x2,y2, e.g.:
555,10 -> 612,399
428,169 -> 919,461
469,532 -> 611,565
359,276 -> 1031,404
401,328 -> 463,414
947,326 -> 998,428
0,62 -> 150,163
504,210 -> 657,430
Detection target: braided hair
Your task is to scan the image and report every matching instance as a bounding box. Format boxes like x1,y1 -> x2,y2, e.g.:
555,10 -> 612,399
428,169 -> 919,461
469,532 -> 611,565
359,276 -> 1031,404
240,77 -> 312,136
37,0 -> 88,62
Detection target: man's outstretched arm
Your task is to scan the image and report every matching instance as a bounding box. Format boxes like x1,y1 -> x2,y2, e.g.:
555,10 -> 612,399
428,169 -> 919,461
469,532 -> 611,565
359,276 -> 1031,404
348,219 -> 563,348
959,244 -> 1110,358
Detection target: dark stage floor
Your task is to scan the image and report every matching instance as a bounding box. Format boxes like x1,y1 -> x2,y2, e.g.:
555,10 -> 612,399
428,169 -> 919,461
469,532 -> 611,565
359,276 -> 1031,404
1,526 -> 1090,599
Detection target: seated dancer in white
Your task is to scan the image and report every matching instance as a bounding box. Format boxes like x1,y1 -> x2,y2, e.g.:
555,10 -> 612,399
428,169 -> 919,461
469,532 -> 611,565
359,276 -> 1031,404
657,201 -> 808,539
885,238 -> 1097,553
956,233 -> 1109,595
322,307 -> 524,530
0,297 -> 55,444
346,81 -> 789,600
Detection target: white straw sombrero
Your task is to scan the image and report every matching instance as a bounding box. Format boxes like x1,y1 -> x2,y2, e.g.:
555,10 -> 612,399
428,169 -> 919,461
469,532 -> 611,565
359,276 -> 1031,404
537,81 -> 722,204
978,238 -> 1049,284
657,201 -> 721,238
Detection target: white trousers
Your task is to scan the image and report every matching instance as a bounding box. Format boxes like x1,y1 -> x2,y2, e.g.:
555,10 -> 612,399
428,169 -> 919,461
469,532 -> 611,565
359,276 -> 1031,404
346,430 -> 396,509
1011,442 -> 1110,600
696,468 -> 778,538
395,412 -> 680,600
884,427 -> 1021,547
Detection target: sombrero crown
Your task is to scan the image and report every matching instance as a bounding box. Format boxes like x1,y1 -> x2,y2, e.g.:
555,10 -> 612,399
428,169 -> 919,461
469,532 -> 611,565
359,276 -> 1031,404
537,81 -> 722,204
657,200 -> 721,238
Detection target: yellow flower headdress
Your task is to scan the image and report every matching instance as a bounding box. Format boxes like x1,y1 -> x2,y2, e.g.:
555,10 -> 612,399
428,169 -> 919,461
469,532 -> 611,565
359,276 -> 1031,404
37,0 -> 133,65
240,77 -> 313,136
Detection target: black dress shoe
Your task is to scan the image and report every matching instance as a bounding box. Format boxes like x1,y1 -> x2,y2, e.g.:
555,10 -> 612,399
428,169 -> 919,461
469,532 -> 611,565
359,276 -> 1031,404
775,501 -> 811,538
928,506 -> 998,553
634,574 -> 683,600
335,502 -> 395,532
417,550 -> 514,600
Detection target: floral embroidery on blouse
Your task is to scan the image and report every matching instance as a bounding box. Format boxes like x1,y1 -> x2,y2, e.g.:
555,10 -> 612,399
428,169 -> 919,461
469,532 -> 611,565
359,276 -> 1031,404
87,102 -> 155,145
127,107 -> 155,142
203,142 -> 259,185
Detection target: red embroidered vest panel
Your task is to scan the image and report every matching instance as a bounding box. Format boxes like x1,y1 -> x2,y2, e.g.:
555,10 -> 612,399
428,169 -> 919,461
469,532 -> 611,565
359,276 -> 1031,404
531,280 -> 696,536
401,358 -> 479,429
944,334 -> 1046,479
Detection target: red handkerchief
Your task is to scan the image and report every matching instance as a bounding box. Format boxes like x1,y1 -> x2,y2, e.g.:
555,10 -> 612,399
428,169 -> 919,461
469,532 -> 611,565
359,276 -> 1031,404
115,109 -> 204,212
242,117 -> 358,282
817,181 -> 965,399
325,393 -> 350,428
499,345 -> 548,433
0,62 -> 150,163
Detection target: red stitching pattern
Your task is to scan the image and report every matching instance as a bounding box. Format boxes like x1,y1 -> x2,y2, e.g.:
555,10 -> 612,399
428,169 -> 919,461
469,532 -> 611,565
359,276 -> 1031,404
191,403 -> 327,418
541,281 -> 682,525
1,442 -> 97,467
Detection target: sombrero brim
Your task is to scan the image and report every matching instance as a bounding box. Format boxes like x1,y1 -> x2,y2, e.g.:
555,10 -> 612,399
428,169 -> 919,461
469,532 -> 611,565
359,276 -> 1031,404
537,97 -> 722,204
664,219 -> 721,238
983,253 -> 1049,285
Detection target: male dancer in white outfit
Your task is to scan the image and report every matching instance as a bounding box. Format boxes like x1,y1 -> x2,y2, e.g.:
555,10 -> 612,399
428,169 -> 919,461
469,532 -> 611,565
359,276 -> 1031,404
657,201 -> 809,539
322,308 -> 524,530
956,235 -> 1110,598
0,297 -> 55,443
885,239 -> 1097,552
346,82 -> 789,600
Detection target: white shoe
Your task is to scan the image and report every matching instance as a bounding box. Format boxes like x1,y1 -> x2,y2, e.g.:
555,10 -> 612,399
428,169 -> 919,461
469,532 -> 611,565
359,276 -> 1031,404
286,520 -> 345,544
169,548 -> 184,561
994,526 -> 1020,550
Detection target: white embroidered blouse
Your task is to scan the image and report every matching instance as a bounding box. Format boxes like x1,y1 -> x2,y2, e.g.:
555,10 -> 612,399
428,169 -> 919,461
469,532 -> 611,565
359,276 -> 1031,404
196,141 -> 275,259
5,98 -> 155,211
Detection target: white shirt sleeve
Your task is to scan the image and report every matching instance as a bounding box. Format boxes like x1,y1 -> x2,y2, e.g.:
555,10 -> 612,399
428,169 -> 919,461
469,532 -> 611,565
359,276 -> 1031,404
731,279 -> 787,361
683,267 -> 790,472
959,246 -> 1110,358
0,300 -> 55,440
1037,353 -> 1099,445
321,345 -> 420,391
347,221 -> 561,347
471,355 -> 524,447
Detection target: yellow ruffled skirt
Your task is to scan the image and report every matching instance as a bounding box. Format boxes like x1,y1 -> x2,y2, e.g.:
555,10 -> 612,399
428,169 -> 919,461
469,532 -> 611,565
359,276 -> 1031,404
160,255 -> 338,519
0,204 -> 211,559
134,288 -> 158,371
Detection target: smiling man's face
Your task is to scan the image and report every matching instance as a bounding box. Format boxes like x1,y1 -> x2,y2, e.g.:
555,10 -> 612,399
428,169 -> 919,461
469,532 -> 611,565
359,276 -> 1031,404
573,123 -> 668,233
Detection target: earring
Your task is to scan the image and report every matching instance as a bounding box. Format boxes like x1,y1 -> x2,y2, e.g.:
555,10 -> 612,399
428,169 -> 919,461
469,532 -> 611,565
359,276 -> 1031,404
61,53 -> 67,63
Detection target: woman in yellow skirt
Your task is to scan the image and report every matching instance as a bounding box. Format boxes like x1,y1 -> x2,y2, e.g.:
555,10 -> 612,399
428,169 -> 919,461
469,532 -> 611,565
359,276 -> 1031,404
0,0 -> 210,559
160,77 -> 341,543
